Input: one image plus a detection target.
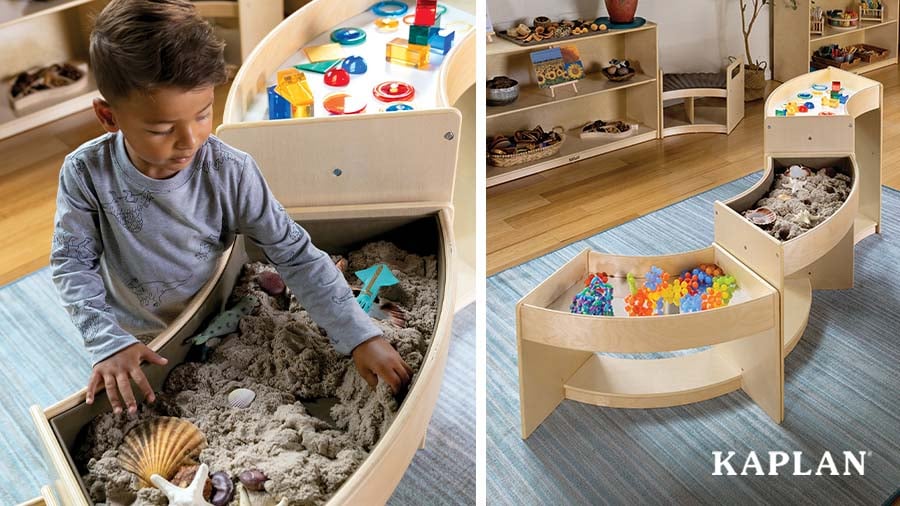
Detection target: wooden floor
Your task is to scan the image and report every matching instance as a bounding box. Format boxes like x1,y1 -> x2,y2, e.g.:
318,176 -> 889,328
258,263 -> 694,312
0,82 -> 231,286
488,65 -> 900,275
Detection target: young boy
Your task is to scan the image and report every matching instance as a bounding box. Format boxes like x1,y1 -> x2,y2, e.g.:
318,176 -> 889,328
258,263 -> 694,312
51,0 -> 412,416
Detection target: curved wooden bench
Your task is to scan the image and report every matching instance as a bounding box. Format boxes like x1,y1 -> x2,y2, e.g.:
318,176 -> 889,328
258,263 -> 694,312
660,57 -> 745,136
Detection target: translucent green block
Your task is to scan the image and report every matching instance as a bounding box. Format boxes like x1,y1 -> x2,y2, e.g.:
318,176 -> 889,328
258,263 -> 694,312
409,24 -> 431,46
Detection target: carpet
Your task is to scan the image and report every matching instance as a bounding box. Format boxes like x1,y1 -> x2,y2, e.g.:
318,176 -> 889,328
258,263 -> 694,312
0,269 -> 474,505
487,174 -> 900,505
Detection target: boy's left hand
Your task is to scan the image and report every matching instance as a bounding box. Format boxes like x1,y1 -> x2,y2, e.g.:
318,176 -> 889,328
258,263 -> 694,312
351,336 -> 412,395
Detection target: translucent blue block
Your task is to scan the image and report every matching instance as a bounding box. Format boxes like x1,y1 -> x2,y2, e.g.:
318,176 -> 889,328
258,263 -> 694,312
428,29 -> 455,55
267,85 -> 292,120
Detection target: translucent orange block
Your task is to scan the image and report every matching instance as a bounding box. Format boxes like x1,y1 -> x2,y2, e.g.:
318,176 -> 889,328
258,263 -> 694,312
275,69 -> 314,118
385,37 -> 430,68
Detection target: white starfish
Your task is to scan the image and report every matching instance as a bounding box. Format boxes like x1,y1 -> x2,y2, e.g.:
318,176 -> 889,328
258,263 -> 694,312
151,462 -> 213,506
788,179 -> 807,194
792,209 -> 818,226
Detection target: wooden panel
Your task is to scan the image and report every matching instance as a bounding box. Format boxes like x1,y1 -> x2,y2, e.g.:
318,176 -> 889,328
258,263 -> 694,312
518,248 -> 589,308
782,277 -> 813,355
764,116 -> 856,156
216,110 -> 461,207
191,1 -> 239,18
439,31 -> 476,107
726,57 -> 745,133
520,294 -> 776,353
713,201 -> 784,288
235,0 -> 282,60
772,0 -> 810,82
563,350 -> 742,408
518,337 -> 593,439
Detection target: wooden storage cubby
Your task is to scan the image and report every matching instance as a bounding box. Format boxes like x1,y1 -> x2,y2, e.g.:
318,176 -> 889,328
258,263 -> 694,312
486,22 -> 659,187
0,0 -> 283,142
774,0 -> 899,82
0,0 -> 106,141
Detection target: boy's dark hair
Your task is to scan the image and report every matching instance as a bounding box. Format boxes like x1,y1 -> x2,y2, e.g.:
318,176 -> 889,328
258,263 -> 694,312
90,0 -> 226,103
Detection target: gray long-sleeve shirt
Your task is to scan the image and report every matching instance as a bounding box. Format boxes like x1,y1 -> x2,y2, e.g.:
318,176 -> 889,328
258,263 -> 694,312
51,132 -> 380,365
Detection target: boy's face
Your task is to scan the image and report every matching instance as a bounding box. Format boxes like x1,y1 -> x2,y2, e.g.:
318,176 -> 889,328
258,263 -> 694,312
93,86 -> 215,179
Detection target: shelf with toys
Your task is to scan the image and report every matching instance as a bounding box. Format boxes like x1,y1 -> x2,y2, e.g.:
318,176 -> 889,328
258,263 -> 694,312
515,67 -> 882,439
774,0 -> 899,82
486,21 -> 659,187
0,0 -> 104,141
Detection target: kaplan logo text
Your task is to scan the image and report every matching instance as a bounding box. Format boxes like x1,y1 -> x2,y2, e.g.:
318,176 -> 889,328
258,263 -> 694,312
712,451 -> 869,476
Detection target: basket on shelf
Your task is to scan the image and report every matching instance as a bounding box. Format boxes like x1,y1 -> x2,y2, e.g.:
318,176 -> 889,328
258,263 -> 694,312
579,120 -> 638,140
858,5 -> 884,21
487,126 -> 565,167
848,43 -> 889,63
7,61 -> 89,113
826,12 -> 859,28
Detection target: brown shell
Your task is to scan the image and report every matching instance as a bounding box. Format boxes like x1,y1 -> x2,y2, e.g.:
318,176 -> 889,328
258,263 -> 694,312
117,417 -> 208,488
746,207 -> 777,226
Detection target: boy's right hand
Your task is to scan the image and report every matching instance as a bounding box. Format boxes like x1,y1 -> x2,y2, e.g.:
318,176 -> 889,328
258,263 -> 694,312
86,343 -> 168,415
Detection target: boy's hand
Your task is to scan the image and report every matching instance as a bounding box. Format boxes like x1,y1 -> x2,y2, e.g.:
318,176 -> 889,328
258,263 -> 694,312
351,336 -> 413,395
86,343 -> 168,415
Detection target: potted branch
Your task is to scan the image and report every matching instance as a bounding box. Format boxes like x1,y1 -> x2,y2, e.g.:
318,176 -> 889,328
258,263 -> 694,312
740,0 -> 769,101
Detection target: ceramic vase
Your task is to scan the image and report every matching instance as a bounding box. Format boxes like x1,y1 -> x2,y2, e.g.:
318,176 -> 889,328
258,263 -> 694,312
605,0 -> 638,24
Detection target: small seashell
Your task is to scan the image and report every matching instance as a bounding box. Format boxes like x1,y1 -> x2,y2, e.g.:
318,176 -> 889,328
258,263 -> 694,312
210,471 -> 234,506
257,271 -> 285,296
228,388 -> 256,409
788,165 -> 811,178
746,207 -> 776,226
238,469 -> 268,491
117,417 -> 207,488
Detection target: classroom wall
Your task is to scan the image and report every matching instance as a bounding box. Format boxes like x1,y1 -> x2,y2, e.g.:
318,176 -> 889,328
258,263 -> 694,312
487,0 -> 773,77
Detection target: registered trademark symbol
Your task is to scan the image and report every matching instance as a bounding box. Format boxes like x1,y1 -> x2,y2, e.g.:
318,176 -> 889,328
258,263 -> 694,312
867,451 -> 873,457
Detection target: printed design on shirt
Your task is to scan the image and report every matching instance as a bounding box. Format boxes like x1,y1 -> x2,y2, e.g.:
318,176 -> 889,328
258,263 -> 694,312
195,234 -> 221,261
289,221 -> 303,242
200,151 -> 239,174
71,300 -> 112,344
100,189 -> 154,233
71,157 -> 89,175
331,287 -> 355,304
52,230 -> 95,266
126,275 -> 191,308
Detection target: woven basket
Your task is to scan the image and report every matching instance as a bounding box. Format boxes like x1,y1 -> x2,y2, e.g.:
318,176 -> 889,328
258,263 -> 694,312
744,63 -> 766,102
488,127 -> 565,167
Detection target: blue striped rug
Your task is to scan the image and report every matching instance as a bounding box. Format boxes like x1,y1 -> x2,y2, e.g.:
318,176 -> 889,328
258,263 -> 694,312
487,175 -> 900,505
0,270 -> 473,505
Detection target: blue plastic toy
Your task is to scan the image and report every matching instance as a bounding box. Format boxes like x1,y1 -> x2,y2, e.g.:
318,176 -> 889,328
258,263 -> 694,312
804,101 -> 815,110
331,27 -> 367,45
185,295 -> 259,345
385,102 -> 414,111
267,85 -> 292,120
429,29 -> 455,55
371,0 -> 408,16
341,56 -> 368,74
680,293 -> 703,313
644,266 -> 664,291
355,264 -> 399,313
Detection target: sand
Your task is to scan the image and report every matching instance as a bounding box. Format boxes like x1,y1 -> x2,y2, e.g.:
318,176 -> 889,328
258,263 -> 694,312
743,166 -> 852,241
74,241 -> 438,505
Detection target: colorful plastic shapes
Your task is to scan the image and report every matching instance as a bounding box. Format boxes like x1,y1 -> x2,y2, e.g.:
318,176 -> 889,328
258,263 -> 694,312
331,27 -> 367,45
267,86 -> 291,120
295,59 -> 341,74
625,287 -> 653,317
569,272 -> 614,316
323,92 -> 367,115
375,17 -> 400,32
324,68 -> 351,87
797,92 -> 813,100
355,264 -> 399,313
812,83 -> 828,91
341,56 -> 368,74
373,81 -> 415,102
409,24 -> 432,46
371,0 -> 408,17
680,293 -> 703,313
429,28 -> 455,55
386,37 -> 430,68
303,43 -> 343,63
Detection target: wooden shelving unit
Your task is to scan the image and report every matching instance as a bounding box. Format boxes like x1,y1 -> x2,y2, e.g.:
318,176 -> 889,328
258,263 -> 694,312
0,0 -> 282,142
774,0 -> 899,82
0,0 -> 106,141
486,22 -> 660,187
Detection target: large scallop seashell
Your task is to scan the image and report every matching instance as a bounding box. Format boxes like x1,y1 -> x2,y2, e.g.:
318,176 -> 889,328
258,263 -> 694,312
228,388 -> 257,409
117,417 -> 207,488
